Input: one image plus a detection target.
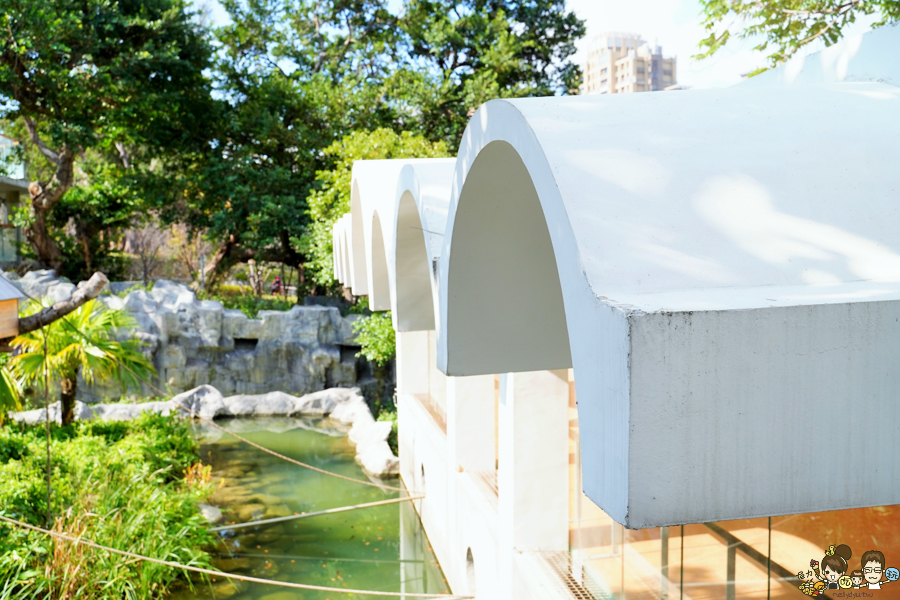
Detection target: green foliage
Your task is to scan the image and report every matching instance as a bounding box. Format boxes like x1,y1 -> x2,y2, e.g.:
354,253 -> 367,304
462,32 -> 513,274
0,0 -> 213,152
299,128 -> 450,289
697,1 -> 900,71
400,0 -> 587,141
0,413 -> 212,599
152,0 -> 583,290
353,311 -> 397,367
12,299 -> 155,393
0,0 -> 215,275
48,159 -> 145,281
197,288 -> 295,318
0,353 -> 22,424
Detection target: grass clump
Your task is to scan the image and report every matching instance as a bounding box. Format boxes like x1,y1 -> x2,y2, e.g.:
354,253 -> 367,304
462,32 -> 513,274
198,287 -> 295,318
0,412 -> 214,599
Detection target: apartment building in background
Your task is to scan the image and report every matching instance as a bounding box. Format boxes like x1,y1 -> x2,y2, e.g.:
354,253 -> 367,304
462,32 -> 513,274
581,32 -> 677,94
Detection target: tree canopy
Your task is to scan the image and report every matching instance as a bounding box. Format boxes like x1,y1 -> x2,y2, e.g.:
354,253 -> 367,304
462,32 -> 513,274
0,0 -> 585,290
697,0 -> 900,71
151,0 -> 585,291
0,0 -> 214,272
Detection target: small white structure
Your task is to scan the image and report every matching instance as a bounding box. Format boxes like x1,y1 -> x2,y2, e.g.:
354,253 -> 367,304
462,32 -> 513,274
0,272 -> 23,338
337,23 -> 900,600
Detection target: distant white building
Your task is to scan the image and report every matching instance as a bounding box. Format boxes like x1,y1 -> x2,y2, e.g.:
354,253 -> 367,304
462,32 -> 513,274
0,135 -> 26,265
581,33 -> 676,94
337,23 -> 900,600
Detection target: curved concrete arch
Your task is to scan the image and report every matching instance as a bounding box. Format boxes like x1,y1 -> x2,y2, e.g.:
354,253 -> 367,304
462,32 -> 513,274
352,159 -> 453,312
438,137 -> 574,376
439,83 -> 900,527
349,180 -> 368,295
333,216 -> 346,286
340,215 -> 352,290
391,160 -> 456,332
369,210 -> 392,311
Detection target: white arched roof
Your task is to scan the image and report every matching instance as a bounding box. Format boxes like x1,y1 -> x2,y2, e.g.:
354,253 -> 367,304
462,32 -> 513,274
436,27 -> 900,527
351,158 -> 451,312
390,159 -> 455,331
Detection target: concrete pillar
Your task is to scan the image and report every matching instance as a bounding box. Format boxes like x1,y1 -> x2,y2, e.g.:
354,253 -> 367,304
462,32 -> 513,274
497,369 -> 570,599
396,330 -> 430,487
447,375 -> 496,473
397,330 -> 430,397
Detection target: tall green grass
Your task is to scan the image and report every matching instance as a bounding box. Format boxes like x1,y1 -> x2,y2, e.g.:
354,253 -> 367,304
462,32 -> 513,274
0,413 -> 214,599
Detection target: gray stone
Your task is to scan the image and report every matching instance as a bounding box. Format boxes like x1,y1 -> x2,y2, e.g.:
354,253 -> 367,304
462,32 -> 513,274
171,384 -> 226,419
159,345 -> 186,369
198,503 -> 224,524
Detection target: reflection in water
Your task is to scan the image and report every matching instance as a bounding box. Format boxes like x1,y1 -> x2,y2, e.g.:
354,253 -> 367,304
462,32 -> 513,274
171,417 -> 449,600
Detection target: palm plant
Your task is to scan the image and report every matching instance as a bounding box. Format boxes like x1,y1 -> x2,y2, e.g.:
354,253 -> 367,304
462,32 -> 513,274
0,357 -> 22,424
10,299 -> 156,426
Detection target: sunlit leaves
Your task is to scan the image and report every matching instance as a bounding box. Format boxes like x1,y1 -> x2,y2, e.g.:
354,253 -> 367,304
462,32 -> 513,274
696,0 -> 900,70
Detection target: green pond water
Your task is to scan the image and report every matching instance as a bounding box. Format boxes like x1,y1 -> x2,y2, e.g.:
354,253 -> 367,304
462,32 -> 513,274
170,417 -> 449,600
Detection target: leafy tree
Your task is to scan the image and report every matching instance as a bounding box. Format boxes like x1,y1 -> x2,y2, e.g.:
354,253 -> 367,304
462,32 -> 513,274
697,1 -> 900,71
158,0 -> 583,291
10,299 -> 156,426
401,0 -> 586,142
299,128 -> 450,290
0,0 -> 214,273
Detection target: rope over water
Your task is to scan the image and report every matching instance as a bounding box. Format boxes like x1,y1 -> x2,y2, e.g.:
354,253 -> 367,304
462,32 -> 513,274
0,515 -> 471,598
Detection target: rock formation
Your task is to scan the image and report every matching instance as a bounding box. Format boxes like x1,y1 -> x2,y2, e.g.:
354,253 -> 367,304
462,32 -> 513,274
5,273 -> 363,401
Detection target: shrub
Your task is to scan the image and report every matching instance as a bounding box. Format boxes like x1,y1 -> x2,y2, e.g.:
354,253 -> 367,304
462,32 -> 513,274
0,413 -> 213,599
352,311 -> 396,367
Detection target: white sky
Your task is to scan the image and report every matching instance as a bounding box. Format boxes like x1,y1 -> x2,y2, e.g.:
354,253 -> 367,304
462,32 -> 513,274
193,0 -> 884,89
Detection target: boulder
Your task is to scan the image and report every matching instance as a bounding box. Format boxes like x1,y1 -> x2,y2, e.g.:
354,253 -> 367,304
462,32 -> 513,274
356,441 -> 400,477
171,385 -> 227,420
198,503 -> 224,524
223,391 -> 302,417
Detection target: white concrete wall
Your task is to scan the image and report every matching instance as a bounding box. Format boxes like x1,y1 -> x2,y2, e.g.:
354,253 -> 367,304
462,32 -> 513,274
628,300 -> 900,527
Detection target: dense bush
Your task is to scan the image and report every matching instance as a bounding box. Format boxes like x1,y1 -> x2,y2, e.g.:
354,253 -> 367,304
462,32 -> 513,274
0,412 -> 213,599
352,310 -> 396,367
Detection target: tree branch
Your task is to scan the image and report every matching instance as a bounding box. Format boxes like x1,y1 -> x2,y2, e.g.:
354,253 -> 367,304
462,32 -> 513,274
16,272 -> 109,335
781,1 -> 861,16
21,116 -> 60,166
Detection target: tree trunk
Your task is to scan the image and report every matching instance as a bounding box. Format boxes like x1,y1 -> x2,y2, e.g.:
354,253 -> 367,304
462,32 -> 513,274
203,234 -> 254,290
25,194 -> 66,272
60,375 -> 77,427
22,118 -> 76,272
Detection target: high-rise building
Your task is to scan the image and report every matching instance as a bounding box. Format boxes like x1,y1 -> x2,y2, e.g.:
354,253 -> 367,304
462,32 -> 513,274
581,32 -> 677,95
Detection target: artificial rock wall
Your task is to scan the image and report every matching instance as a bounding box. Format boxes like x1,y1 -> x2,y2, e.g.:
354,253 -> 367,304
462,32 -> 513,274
8,271 -> 363,401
